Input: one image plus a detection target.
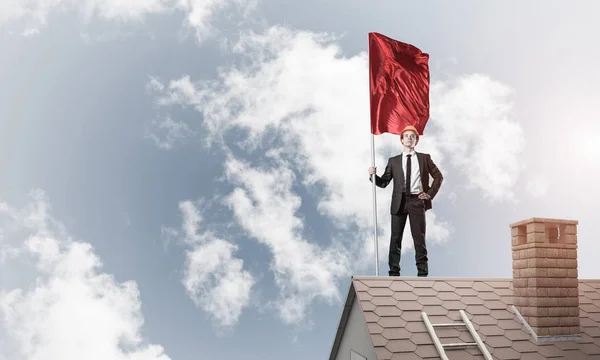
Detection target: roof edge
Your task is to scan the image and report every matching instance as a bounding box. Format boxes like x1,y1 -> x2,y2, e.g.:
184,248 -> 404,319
351,276 -> 600,282
352,276 -> 514,281
328,277 -> 357,360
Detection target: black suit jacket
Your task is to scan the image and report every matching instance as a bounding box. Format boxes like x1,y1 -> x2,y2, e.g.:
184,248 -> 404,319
370,152 -> 443,214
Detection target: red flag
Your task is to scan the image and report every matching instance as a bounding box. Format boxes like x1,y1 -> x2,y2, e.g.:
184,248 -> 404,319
369,32 -> 430,136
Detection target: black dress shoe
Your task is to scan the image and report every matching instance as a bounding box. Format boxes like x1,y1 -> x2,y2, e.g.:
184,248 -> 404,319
417,273 -> 428,277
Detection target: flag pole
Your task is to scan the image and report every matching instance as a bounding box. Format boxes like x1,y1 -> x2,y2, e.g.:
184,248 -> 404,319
368,33 -> 379,277
370,134 -> 379,276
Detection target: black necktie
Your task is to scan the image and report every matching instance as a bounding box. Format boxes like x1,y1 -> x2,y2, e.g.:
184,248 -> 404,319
405,154 -> 412,195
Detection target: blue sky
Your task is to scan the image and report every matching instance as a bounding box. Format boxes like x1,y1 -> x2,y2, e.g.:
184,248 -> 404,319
1,1 -> 600,359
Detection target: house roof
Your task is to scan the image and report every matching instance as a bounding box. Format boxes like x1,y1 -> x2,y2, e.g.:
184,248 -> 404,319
330,276 -> 600,360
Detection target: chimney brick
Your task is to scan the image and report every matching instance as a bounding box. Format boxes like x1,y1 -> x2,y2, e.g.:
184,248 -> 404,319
510,217 -> 580,337
512,235 -> 526,246
563,234 -> 577,244
537,328 -> 550,336
527,232 -> 546,243
548,307 -> 569,317
563,225 -> 577,234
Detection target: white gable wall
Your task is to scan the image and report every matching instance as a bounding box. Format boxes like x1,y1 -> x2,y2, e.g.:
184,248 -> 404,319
335,295 -> 377,360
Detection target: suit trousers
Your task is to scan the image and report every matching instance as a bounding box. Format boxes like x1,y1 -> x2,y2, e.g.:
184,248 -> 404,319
388,194 -> 428,276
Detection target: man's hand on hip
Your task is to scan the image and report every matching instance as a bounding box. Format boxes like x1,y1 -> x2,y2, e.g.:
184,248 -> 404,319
418,192 -> 431,200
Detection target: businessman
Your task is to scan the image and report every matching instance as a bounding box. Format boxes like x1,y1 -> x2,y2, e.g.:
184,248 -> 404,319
368,125 -> 443,277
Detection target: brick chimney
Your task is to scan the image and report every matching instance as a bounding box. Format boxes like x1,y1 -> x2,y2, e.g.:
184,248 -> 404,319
510,217 -> 579,338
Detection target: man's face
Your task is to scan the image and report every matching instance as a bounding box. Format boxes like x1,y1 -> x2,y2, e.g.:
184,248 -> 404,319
401,131 -> 417,148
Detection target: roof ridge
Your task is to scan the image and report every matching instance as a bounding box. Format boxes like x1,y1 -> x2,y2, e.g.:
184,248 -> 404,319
352,276 -> 514,281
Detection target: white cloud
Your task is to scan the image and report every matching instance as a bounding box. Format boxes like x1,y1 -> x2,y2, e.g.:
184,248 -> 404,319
144,116 -> 194,150
148,25 -> 526,321
526,176 -> 548,198
0,0 -> 254,40
80,0 -> 173,22
224,157 -> 350,323
0,189 -> 171,360
176,0 -> 257,42
167,200 -> 255,330
0,0 -> 28,27
0,0 -> 172,35
446,191 -> 458,205
159,225 -> 178,251
431,74 -> 524,202
183,239 -> 254,328
424,211 -> 454,244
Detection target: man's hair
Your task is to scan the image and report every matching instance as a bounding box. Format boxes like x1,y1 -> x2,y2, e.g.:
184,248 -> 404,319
401,130 -> 419,144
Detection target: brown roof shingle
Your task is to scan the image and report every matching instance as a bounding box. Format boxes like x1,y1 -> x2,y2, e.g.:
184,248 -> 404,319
332,276 -> 600,360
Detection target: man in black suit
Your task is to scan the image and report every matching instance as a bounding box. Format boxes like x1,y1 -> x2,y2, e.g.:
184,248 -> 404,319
368,125 -> 443,277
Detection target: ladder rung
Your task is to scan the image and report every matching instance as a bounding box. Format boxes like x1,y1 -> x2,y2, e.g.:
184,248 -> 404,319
432,323 -> 466,327
443,342 -> 477,348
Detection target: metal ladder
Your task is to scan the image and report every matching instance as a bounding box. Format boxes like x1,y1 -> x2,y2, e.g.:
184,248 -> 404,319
421,310 -> 493,360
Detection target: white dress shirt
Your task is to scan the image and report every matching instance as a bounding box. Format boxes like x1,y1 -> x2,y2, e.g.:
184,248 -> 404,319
402,150 -> 422,194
